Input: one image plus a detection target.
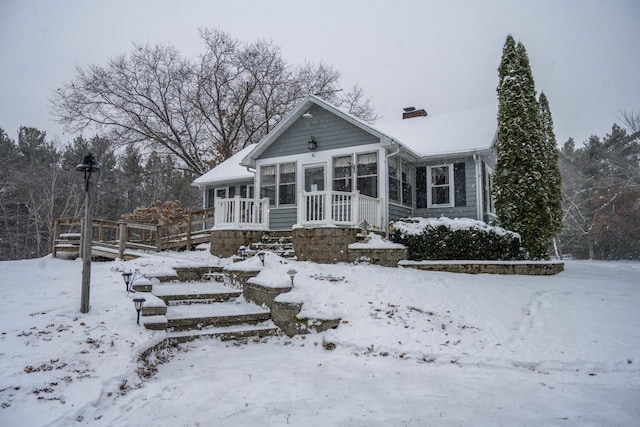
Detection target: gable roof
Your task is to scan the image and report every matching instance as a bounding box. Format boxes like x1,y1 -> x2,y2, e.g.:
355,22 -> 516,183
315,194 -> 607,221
192,144 -> 256,187
240,95 -> 399,167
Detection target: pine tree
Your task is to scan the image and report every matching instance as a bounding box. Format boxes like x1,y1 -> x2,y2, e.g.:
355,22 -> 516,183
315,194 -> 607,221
494,35 -> 551,259
539,92 -> 563,238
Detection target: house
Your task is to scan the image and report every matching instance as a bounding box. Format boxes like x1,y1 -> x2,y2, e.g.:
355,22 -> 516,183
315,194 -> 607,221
192,95 -> 497,260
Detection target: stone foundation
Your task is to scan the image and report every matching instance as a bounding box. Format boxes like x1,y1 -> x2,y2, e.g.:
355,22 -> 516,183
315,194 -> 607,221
293,227 -> 360,264
209,229 -> 266,257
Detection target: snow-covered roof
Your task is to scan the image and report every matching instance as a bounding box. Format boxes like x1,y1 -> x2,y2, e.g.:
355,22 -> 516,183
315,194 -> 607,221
192,144 -> 256,187
195,99 -> 497,186
372,104 -> 497,157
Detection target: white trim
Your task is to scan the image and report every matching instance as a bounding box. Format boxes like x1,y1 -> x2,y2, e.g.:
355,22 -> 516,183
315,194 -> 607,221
426,164 -> 455,208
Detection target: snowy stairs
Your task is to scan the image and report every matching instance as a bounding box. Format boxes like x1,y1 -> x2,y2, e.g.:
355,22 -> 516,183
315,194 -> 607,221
140,279 -> 279,343
247,234 -> 295,259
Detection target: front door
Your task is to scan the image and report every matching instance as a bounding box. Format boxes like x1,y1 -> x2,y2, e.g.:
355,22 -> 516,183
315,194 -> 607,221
303,164 -> 325,221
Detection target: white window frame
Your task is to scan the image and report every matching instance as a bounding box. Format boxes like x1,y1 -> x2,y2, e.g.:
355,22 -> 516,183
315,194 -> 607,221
427,164 -> 454,208
259,162 -> 297,208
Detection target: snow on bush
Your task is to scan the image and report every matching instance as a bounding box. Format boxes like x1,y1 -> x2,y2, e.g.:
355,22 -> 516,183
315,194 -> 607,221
390,217 -> 523,260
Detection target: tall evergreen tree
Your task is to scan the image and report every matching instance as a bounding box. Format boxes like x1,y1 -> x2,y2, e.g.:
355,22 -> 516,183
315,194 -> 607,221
539,92 -> 563,240
494,35 -> 551,259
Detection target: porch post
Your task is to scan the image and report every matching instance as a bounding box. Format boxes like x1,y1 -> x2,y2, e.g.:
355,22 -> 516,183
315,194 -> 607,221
324,190 -> 332,225
353,190 -> 361,227
233,196 -> 241,225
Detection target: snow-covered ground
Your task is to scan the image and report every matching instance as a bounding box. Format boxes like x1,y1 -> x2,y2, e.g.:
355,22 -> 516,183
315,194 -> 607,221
0,252 -> 638,426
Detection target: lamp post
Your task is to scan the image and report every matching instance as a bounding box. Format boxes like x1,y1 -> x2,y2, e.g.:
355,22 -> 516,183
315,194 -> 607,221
122,269 -> 140,293
238,245 -> 246,259
257,251 -> 265,266
76,154 -> 100,313
133,297 -> 146,325
287,269 -> 297,287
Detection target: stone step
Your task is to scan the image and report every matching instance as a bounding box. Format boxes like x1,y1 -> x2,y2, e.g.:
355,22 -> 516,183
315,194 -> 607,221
166,321 -> 279,343
152,282 -> 241,305
166,301 -> 271,331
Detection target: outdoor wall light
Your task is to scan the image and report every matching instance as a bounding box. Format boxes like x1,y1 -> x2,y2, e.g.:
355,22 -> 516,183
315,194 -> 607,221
133,297 -> 146,325
287,269 -> 297,287
257,251 -> 265,266
302,111 -> 313,119
307,136 -> 317,151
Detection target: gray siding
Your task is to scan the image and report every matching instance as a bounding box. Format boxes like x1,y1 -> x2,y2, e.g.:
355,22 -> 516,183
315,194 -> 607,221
413,156 -> 479,220
269,208 -> 297,230
389,203 -> 412,222
259,104 -> 379,159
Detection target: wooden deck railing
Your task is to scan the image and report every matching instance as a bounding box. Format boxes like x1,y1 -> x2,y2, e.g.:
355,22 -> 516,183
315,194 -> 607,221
52,207 -> 215,259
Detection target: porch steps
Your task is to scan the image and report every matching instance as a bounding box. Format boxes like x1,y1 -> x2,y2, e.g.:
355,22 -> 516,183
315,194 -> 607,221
248,234 -> 295,258
139,278 -> 279,341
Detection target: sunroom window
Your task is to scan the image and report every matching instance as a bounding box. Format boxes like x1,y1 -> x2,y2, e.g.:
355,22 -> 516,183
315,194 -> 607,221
333,155 -> 353,192
278,162 -> 296,205
260,165 -> 276,206
356,152 -> 378,197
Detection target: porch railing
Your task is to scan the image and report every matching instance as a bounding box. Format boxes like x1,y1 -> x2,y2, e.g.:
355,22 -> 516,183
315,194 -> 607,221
213,196 -> 270,229
298,190 -> 382,228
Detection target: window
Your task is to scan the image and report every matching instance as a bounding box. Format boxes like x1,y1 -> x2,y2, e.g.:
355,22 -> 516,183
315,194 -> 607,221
389,158 -> 399,202
333,155 -> 353,192
278,162 -> 296,205
401,159 -> 412,206
260,165 -> 276,206
260,162 -> 296,207
356,152 -> 378,197
207,188 -> 216,208
428,164 -> 453,207
240,184 -> 254,199
389,157 -> 412,206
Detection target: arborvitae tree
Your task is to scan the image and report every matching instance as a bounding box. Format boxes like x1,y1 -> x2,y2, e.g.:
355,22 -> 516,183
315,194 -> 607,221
494,35 -> 551,259
539,92 -> 563,242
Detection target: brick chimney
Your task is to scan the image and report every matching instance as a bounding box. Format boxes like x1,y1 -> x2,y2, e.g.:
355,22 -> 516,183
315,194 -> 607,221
402,106 -> 428,119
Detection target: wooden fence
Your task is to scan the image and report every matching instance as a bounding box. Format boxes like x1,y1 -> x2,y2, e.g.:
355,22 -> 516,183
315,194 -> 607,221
52,208 -> 215,259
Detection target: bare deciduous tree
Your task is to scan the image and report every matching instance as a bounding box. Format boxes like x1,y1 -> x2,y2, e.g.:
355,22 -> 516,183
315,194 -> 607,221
51,28 -> 377,175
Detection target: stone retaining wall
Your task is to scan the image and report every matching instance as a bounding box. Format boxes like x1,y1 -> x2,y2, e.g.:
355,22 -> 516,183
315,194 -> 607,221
399,261 -> 565,275
293,227 -> 360,264
209,229 -> 266,257
348,247 -> 408,267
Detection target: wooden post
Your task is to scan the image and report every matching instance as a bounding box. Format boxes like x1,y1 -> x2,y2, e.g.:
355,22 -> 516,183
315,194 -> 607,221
155,224 -> 163,252
186,215 -> 193,251
79,219 -> 85,259
52,219 -> 60,258
118,221 -> 127,259
80,179 -> 93,313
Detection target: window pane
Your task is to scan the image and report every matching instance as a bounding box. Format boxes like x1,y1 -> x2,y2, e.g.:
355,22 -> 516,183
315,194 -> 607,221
389,177 -> 399,201
357,152 -> 378,176
279,184 -> 295,205
261,186 -> 275,205
261,165 -> 276,184
433,187 -> 450,205
432,166 -> 449,185
333,156 -> 352,192
358,176 -> 378,198
279,162 -> 296,184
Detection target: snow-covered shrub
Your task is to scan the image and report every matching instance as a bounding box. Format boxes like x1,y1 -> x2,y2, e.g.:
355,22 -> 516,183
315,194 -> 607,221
390,217 -> 523,260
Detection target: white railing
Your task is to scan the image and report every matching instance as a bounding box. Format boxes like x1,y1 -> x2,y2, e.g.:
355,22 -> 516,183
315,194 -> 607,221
298,190 -> 382,228
213,197 -> 269,229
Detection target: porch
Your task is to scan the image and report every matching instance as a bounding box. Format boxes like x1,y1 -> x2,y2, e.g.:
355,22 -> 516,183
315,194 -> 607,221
212,190 -> 382,230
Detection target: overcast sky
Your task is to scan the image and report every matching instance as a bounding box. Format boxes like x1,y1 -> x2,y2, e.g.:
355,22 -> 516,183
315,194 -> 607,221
1,0 -> 638,147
